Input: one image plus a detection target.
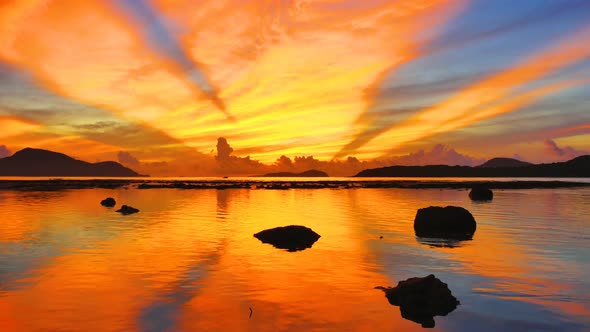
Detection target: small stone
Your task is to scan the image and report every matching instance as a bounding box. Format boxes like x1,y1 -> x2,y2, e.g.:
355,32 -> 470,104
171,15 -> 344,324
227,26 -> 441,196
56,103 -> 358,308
116,205 -> 139,215
100,197 -> 116,207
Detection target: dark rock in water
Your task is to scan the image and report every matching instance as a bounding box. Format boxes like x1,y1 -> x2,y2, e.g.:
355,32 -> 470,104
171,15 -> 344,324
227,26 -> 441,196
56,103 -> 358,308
414,206 -> 476,239
254,225 -> 320,251
100,197 -> 116,207
116,205 -> 139,215
469,186 -> 493,201
376,274 -> 459,328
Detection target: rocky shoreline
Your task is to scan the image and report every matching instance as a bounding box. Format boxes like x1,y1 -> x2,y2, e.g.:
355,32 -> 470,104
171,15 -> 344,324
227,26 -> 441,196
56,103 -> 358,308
1,179 -> 589,191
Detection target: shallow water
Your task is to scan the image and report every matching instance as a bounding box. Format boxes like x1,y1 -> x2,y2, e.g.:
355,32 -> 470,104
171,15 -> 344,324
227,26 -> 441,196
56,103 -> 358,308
0,187 -> 589,331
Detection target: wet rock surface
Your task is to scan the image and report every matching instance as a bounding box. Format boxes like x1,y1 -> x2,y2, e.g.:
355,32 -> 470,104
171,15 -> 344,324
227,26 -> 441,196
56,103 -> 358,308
414,206 -> 476,240
376,274 -> 459,328
254,225 -> 320,251
469,186 -> 494,201
100,197 -> 116,207
116,205 -> 139,215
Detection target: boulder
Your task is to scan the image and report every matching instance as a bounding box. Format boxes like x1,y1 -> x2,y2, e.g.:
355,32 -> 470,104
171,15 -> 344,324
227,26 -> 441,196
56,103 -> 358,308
116,205 -> 139,215
414,206 -> 476,239
100,197 -> 116,207
469,186 -> 493,201
376,274 -> 459,328
254,225 -> 320,251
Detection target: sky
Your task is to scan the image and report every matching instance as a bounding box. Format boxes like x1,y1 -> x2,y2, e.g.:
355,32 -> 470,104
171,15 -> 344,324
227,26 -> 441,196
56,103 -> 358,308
0,0 -> 589,176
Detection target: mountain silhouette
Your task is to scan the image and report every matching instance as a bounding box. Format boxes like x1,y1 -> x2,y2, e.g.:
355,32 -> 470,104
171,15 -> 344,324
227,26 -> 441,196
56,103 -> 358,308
261,169 -> 329,177
355,155 -> 590,177
478,157 -> 533,168
0,148 -> 144,177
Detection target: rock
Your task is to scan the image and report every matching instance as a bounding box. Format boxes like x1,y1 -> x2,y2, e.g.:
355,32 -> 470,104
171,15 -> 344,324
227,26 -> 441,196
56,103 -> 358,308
100,197 -> 116,207
469,186 -> 493,201
254,225 -> 320,251
414,206 -> 476,239
376,274 -> 459,328
116,205 -> 139,215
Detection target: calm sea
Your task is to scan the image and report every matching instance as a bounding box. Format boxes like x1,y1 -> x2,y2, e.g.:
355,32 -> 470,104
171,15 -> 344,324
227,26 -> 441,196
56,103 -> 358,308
1,181 -> 589,331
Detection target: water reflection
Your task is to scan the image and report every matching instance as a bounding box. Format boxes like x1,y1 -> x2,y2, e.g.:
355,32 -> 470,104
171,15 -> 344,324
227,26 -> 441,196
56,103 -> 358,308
415,236 -> 472,248
0,187 -> 588,331
216,189 -> 230,220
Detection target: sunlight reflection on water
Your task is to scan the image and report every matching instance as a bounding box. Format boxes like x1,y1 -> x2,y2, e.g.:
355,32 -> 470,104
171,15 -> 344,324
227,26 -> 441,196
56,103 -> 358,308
0,187 -> 589,331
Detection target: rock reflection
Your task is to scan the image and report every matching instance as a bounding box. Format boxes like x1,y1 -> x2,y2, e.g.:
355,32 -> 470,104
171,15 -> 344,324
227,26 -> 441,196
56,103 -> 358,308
415,236 -> 472,248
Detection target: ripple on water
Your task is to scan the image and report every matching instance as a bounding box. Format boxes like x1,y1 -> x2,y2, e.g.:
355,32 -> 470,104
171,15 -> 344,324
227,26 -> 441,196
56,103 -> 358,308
0,187 -> 588,331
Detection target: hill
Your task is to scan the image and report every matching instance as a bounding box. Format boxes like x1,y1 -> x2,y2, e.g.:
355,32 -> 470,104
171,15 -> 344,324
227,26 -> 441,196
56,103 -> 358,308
354,155 -> 590,178
0,148 -> 144,177
261,169 -> 329,177
478,157 -> 533,168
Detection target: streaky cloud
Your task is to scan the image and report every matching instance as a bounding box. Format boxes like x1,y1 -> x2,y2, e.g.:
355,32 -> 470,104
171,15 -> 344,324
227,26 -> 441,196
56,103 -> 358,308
544,139 -> 589,160
336,0 -> 590,159
424,0 -> 590,55
114,0 -> 231,118
338,23 -> 590,159
0,144 -> 11,158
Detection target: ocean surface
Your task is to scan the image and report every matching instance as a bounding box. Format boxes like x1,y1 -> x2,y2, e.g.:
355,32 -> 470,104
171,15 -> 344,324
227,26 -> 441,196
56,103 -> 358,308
1,180 -> 589,331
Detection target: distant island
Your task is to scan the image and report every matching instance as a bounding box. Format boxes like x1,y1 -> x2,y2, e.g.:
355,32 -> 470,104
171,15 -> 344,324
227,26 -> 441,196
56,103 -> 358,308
355,155 -> 590,177
478,157 -> 533,168
260,169 -> 329,177
0,148 -> 144,177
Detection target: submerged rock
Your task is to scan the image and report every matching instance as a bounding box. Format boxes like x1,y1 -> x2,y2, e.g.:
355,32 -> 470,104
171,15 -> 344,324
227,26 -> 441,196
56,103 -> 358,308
100,197 -> 116,207
414,206 -> 476,239
376,274 -> 459,328
469,186 -> 493,201
116,205 -> 139,215
254,225 -> 320,251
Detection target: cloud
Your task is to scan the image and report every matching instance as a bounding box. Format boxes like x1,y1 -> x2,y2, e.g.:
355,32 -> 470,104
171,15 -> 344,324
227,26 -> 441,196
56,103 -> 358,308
0,115 -> 40,138
0,145 -> 11,158
512,153 -> 526,161
264,144 -> 485,176
337,15 -> 590,159
387,144 -> 485,166
0,63 -> 202,160
117,151 -> 141,168
215,137 -> 234,161
115,0 -> 229,117
213,137 -> 267,175
544,139 -> 588,160
424,0 -> 590,55
73,121 -> 119,131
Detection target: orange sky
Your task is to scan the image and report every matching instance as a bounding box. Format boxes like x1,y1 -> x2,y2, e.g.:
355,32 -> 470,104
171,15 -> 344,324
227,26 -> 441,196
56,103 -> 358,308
0,0 -> 589,175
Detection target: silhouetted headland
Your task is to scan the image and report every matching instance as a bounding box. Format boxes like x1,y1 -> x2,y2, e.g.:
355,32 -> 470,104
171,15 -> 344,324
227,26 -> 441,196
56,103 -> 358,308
414,206 -> 477,240
0,148 -> 144,177
375,274 -> 459,328
258,169 -> 329,177
254,225 -> 321,251
355,155 -> 590,177
478,157 -> 533,168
